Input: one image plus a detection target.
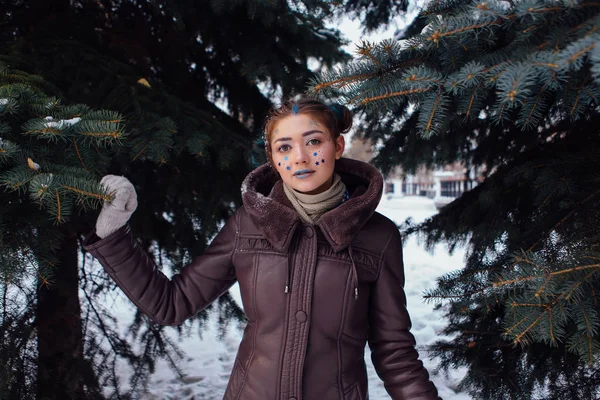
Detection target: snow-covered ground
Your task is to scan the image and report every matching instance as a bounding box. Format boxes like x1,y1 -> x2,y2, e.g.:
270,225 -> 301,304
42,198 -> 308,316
108,196 -> 472,399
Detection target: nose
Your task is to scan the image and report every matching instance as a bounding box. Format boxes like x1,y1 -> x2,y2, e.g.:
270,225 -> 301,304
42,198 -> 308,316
294,144 -> 309,164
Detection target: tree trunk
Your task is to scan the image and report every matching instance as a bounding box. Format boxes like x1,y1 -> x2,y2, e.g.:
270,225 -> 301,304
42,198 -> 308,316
36,226 -> 86,400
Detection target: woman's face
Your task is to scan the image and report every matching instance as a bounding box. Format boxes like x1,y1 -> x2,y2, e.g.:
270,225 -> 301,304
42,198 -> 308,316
270,114 -> 344,194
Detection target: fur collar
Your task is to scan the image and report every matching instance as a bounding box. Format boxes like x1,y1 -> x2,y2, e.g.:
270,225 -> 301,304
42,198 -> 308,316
241,158 -> 383,252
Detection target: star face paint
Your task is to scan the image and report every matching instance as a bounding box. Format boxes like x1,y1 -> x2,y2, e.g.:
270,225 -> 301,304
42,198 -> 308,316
311,149 -> 329,167
270,114 -> 344,194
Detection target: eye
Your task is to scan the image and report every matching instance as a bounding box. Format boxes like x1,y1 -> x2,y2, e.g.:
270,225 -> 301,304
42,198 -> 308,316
277,144 -> 291,152
307,138 -> 321,146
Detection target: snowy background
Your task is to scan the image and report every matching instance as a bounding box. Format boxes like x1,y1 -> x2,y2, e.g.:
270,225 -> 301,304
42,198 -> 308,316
105,196 -> 473,399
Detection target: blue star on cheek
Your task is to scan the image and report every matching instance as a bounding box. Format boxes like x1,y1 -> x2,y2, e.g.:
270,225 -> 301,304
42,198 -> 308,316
284,156 -> 289,161
278,162 -> 281,166
316,162 -> 319,165
313,152 -> 317,156
286,166 -> 290,171
322,159 -> 325,163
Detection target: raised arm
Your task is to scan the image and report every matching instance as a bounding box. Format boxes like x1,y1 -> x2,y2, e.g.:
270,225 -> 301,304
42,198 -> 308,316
83,175 -> 238,326
368,228 -> 441,400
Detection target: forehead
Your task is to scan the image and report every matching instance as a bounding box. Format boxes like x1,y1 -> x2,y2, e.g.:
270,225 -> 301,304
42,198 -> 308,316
271,114 -> 328,140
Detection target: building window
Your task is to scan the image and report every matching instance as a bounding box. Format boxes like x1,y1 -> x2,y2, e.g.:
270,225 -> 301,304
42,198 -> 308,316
441,181 -> 463,198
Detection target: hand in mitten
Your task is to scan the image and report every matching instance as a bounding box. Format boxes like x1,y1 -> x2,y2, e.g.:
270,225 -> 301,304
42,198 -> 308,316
96,175 -> 138,238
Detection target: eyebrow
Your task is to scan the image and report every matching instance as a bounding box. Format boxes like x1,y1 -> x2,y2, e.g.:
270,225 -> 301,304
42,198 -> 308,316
273,130 -> 325,143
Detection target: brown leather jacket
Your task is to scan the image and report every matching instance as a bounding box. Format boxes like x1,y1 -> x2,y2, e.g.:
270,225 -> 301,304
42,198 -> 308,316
84,158 -> 440,400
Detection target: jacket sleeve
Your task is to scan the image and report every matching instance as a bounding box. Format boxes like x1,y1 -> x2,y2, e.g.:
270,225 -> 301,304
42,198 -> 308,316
368,227 -> 441,400
83,213 -> 238,326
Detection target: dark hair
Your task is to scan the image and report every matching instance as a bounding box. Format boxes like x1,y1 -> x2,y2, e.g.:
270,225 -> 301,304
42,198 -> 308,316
263,98 -> 353,164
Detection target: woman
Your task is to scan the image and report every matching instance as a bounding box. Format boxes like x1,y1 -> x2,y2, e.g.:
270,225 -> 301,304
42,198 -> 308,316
84,98 -> 440,400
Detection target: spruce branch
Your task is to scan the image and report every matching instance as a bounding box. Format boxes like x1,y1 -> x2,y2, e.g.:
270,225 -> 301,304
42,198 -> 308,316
419,89 -> 451,136
310,72 -> 378,93
355,40 -> 382,68
71,138 -> 87,170
591,41 -> 600,82
493,260 -> 600,289
357,87 -> 434,104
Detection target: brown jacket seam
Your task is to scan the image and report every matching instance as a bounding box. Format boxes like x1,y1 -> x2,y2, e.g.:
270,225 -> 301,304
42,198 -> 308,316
276,240 -> 295,399
245,253 -> 259,373
237,249 -> 283,255
233,210 -> 241,265
336,266 -> 353,399
376,230 -> 396,280
294,233 -> 317,399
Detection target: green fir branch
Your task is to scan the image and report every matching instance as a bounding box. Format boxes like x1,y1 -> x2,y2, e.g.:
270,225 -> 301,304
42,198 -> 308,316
418,90 -> 452,136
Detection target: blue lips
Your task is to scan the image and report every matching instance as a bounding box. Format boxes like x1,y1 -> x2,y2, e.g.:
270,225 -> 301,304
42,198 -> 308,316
294,169 -> 313,179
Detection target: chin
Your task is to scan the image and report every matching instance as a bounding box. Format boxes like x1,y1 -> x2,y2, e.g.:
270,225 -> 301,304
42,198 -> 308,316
292,185 -> 317,193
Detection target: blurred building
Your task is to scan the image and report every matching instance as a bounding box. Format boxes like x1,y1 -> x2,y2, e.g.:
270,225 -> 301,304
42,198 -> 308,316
345,137 -> 481,209
385,162 -> 481,209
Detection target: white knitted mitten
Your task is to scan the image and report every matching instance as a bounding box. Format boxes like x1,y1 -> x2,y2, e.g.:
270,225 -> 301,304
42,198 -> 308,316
95,175 -> 138,238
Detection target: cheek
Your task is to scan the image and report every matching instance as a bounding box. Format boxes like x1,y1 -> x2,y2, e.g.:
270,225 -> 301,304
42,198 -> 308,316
312,150 -> 329,167
275,155 -> 291,171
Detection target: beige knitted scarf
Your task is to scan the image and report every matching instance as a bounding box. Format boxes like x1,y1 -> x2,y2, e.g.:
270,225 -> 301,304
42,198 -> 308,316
283,174 -> 347,224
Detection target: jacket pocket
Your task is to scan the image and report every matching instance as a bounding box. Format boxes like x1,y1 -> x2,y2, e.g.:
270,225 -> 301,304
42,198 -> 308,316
343,383 -> 364,400
223,358 -> 247,400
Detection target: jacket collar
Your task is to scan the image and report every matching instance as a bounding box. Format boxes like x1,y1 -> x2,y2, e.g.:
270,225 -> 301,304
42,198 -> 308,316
241,158 -> 383,252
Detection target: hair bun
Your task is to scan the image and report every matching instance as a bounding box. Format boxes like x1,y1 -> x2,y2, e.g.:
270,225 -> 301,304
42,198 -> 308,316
328,103 -> 353,134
